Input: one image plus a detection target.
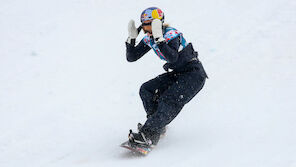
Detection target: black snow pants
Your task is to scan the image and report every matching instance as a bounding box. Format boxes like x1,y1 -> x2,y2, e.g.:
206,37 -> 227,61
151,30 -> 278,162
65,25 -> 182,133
139,61 -> 207,142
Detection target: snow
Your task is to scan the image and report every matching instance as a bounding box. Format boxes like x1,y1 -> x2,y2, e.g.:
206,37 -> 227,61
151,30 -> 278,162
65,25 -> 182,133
0,0 -> 296,166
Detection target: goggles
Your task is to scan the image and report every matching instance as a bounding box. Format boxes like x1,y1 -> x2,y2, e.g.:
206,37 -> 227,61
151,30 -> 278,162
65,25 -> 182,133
141,22 -> 152,26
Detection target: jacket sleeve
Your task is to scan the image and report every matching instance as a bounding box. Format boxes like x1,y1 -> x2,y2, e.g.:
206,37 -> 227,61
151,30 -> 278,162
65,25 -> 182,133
158,37 -> 180,63
126,39 -> 151,62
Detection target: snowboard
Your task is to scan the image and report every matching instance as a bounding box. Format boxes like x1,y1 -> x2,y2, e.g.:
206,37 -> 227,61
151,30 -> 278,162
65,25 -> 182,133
120,140 -> 152,155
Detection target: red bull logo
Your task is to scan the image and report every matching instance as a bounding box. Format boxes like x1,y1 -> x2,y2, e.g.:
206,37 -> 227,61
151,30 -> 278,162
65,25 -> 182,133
157,9 -> 164,18
152,9 -> 163,20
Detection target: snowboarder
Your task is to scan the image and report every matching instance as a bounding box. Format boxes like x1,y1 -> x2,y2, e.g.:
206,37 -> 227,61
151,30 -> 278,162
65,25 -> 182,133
125,7 -> 208,147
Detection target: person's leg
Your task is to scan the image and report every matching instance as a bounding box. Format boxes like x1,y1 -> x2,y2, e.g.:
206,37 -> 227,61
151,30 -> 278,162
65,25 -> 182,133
139,72 -> 175,117
141,70 -> 206,144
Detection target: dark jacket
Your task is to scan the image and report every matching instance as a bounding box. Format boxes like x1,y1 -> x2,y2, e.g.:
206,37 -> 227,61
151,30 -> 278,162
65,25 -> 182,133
126,36 -> 207,78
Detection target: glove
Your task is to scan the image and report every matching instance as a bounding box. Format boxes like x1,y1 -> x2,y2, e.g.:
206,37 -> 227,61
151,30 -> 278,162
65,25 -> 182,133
126,20 -> 139,44
151,19 -> 165,43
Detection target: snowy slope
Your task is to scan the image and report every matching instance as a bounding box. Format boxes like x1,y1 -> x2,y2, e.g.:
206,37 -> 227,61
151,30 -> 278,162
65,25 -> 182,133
0,0 -> 296,166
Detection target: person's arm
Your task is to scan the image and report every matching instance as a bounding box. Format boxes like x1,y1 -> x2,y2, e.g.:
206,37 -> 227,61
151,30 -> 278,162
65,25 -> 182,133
158,37 -> 180,63
126,40 -> 151,62
125,20 -> 151,62
151,19 -> 180,63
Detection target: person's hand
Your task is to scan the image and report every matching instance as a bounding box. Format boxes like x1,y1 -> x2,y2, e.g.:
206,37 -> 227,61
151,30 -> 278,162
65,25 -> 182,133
127,20 -> 139,44
151,19 -> 165,43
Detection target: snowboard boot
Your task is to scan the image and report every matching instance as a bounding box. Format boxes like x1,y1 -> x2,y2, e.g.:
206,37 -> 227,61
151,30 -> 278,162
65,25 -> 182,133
137,123 -> 143,132
128,129 -> 153,146
138,123 -> 166,136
